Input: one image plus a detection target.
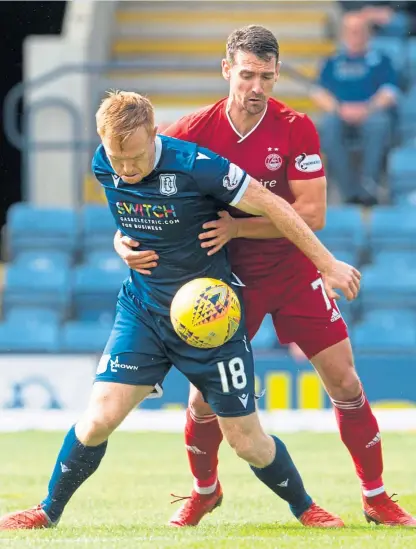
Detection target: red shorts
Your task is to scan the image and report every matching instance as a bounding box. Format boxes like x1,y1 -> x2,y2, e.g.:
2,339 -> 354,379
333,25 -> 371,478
239,250 -> 349,359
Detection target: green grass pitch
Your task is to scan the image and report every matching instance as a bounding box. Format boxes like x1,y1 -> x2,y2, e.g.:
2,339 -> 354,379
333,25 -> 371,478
0,431 -> 415,548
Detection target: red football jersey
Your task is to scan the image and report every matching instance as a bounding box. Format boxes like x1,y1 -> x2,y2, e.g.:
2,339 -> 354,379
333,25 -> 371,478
163,98 -> 325,284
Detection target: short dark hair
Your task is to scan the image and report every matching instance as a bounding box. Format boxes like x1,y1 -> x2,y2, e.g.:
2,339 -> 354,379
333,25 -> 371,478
226,25 -> 279,64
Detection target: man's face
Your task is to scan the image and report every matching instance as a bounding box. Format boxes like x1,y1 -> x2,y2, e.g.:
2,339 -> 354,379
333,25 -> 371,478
222,50 -> 279,115
102,125 -> 157,184
342,14 -> 369,55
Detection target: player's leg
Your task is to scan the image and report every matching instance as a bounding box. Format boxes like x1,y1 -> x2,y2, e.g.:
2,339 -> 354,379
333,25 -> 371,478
183,385 -> 223,496
311,341 -> 416,526
275,270 -> 416,526
45,381 -> 153,524
0,282 -> 170,530
171,287 -> 267,526
170,314 -> 343,527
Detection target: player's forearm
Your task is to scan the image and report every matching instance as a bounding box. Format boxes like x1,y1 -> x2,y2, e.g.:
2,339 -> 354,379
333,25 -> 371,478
264,196 -> 334,272
235,217 -> 284,239
234,203 -> 320,239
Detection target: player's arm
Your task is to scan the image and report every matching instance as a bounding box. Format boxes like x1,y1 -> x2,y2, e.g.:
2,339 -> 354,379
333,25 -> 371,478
194,149 -> 360,301
226,175 -> 326,239
203,176 -> 325,244
232,178 -> 360,300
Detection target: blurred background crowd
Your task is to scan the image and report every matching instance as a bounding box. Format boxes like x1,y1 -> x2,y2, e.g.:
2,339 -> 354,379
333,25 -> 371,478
0,1 -> 415,411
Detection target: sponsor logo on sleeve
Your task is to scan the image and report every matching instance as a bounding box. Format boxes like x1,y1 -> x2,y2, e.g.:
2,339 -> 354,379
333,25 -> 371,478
295,153 -> 323,173
223,163 -> 244,191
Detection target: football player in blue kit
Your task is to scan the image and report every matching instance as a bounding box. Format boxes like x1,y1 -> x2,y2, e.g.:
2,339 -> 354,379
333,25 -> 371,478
0,91 -> 360,530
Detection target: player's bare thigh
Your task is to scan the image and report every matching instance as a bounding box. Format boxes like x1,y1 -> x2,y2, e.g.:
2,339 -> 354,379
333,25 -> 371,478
76,381 -> 154,446
188,384 -> 214,416
310,339 -> 361,401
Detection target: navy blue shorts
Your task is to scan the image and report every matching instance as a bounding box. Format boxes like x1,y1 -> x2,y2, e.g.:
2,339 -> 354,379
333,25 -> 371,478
96,281 -> 255,417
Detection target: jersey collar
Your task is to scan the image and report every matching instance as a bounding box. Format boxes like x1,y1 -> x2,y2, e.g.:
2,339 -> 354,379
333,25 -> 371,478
225,100 -> 268,144
154,135 -> 162,169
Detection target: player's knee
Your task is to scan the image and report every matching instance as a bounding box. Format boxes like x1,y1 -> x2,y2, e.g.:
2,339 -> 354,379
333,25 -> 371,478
76,412 -> 116,446
328,365 -> 361,401
228,431 -> 256,460
223,424 -> 271,467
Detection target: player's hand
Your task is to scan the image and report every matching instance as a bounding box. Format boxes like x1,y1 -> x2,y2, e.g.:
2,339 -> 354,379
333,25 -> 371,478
321,260 -> 361,302
198,211 -> 238,256
113,230 -> 159,275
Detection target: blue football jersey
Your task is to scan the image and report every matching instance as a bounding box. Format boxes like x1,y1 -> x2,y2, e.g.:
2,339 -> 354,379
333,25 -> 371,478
92,135 -> 250,314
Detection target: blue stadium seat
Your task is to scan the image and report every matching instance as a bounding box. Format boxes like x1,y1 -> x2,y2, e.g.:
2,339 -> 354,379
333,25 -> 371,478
72,265 -> 126,321
372,250 -> 416,270
407,37 -> 416,84
360,264 -> 416,309
387,147 -> 416,198
251,315 -> 277,351
13,250 -> 72,269
6,203 -> 78,258
397,87 -> 416,142
6,307 -> 62,325
352,320 -> 416,352
0,319 -> 60,352
81,205 -> 116,253
317,206 -> 364,253
60,321 -> 112,353
84,251 -> 127,272
370,36 -> 407,74
2,264 -> 71,315
395,191 -> 416,206
369,207 -> 416,251
361,308 -> 416,327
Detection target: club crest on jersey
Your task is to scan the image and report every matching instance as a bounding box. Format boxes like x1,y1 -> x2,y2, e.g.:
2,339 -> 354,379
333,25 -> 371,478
159,174 -> 177,196
265,153 -> 282,171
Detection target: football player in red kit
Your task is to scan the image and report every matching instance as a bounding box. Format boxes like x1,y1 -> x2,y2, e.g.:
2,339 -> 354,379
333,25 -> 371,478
115,25 -> 416,527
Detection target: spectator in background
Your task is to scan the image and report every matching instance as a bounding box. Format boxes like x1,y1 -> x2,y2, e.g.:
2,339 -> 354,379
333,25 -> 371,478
339,1 -> 416,38
312,12 -> 399,206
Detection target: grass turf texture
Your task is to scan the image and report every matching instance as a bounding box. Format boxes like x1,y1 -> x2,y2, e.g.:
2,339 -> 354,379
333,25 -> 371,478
0,431 -> 415,548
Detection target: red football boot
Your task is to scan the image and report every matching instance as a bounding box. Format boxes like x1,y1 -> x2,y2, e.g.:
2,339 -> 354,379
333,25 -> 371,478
298,502 -> 345,528
363,493 -> 416,526
169,482 -> 223,527
0,505 -> 53,530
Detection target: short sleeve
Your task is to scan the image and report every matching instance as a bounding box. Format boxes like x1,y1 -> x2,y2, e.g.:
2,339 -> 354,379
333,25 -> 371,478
192,146 -> 251,206
286,115 -> 325,181
317,58 -> 334,93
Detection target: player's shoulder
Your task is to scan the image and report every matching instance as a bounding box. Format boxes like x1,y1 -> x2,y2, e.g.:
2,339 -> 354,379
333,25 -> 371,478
267,98 -> 317,130
91,144 -> 112,177
159,134 -> 200,172
176,98 -> 227,135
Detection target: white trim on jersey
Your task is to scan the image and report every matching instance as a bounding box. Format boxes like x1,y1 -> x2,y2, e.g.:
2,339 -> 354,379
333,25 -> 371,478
229,174 -> 251,207
226,102 -> 268,143
154,136 -> 162,168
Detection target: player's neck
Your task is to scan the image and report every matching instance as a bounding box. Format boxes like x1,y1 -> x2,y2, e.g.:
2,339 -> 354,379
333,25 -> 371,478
226,102 -> 266,137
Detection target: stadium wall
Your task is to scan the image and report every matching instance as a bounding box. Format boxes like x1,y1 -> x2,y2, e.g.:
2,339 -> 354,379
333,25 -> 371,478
23,0 -> 117,208
0,354 -> 414,433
